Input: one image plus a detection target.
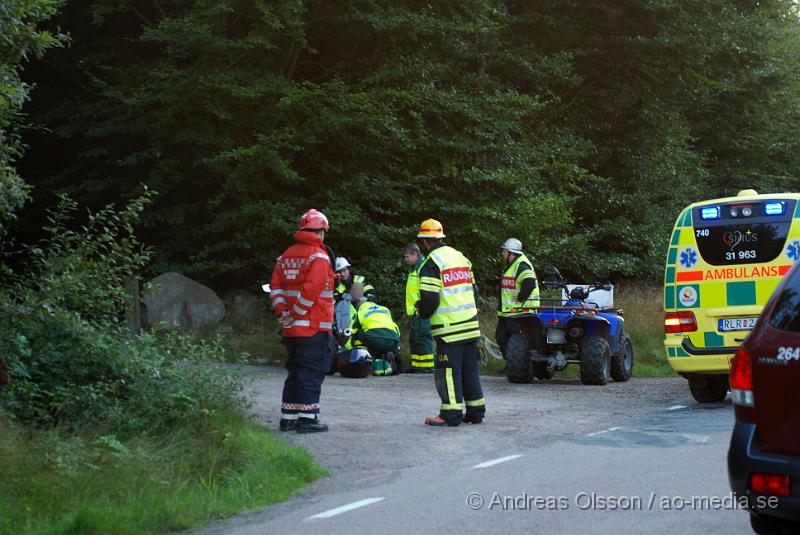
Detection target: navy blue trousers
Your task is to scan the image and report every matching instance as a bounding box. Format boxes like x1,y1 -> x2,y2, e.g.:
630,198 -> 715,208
434,339 -> 486,424
281,331 -> 331,421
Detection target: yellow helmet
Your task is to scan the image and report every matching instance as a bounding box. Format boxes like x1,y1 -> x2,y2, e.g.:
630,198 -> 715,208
417,218 -> 445,239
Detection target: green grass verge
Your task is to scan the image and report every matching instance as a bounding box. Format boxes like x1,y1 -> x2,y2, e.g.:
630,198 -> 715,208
0,410 -> 325,535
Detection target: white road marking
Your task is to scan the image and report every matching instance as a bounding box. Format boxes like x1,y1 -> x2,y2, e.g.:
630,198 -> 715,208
668,405 -> 687,411
472,454 -> 523,469
588,426 -> 622,436
306,497 -> 385,520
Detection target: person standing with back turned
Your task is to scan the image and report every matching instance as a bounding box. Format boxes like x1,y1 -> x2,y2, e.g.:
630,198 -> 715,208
269,209 -> 335,433
416,219 -> 485,427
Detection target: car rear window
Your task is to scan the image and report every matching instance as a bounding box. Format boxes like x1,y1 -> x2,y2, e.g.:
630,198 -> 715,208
769,268 -> 800,332
692,200 -> 796,266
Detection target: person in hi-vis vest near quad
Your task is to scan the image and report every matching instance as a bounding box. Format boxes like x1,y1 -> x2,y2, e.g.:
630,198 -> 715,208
415,219 -> 485,427
404,243 -> 434,373
495,238 -> 540,365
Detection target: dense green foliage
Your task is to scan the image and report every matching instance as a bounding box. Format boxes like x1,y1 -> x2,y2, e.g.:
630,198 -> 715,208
0,6 -> 324,534
0,0 -> 63,228
0,192 -> 246,433
14,0 -> 800,307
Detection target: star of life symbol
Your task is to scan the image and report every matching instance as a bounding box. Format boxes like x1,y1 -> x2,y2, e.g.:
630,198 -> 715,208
787,241 -> 800,262
680,247 -> 698,269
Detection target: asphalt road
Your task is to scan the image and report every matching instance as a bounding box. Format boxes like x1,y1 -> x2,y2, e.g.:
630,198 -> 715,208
194,371 -> 751,535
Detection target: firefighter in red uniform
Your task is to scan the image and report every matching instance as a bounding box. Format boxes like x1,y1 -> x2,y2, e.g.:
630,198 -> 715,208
269,209 -> 335,433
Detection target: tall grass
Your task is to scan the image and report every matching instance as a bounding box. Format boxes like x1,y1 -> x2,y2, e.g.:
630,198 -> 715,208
0,410 -> 325,535
614,282 -> 673,377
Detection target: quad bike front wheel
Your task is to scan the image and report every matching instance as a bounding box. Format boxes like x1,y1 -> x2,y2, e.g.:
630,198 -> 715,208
506,333 -> 532,383
580,336 -> 611,385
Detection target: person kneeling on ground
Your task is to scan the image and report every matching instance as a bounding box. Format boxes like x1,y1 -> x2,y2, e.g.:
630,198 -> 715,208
346,284 -> 402,374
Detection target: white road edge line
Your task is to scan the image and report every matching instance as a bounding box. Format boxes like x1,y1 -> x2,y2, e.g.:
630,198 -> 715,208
668,405 -> 687,411
472,454 -> 523,469
588,426 -> 622,436
305,497 -> 385,521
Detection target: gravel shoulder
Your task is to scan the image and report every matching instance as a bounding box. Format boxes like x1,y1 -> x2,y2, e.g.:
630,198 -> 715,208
242,368 -> 692,495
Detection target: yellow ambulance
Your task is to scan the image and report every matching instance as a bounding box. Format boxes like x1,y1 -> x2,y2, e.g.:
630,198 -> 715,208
664,189 -> 800,402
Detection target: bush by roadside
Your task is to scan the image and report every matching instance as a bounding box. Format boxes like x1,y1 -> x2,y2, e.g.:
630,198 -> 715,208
0,193 -> 323,534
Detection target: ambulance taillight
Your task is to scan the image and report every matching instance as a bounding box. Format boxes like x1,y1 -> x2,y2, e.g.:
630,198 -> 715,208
664,311 -> 698,334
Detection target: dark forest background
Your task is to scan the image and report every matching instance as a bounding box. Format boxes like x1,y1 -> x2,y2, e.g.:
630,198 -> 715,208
6,0 -> 800,305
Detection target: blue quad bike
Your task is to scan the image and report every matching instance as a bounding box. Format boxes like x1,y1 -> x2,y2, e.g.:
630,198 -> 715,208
505,270 -> 634,385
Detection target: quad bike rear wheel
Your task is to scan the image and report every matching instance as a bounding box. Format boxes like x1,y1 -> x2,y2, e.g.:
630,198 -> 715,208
580,336 -> 611,385
506,333 -> 532,383
610,332 -> 634,382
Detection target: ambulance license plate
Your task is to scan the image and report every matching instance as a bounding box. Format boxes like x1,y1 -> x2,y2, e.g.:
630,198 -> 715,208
718,317 -> 757,332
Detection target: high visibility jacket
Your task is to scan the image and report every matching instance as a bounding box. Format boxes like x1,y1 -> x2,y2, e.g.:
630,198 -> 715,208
498,253 -> 540,317
269,231 -> 334,337
346,302 -> 399,349
405,255 -> 426,317
419,245 -> 480,343
335,274 -> 375,300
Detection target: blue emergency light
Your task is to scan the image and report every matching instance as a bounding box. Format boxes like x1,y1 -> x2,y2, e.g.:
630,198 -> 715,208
764,202 -> 786,216
700,206 -> 720,220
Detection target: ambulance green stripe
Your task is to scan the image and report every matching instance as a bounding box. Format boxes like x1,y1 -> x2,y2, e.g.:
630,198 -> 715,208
704,331 -> 724,348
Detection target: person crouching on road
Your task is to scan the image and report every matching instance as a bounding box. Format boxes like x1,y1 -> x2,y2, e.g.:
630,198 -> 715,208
404,243 -> 435,373
416,218 -> 485,427
269,208 -> 335,434
333,257 -> 377,302
346,284 -> 401,369
495,238 -> 540,363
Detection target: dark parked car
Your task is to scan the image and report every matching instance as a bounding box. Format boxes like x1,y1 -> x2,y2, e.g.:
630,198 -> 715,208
728,260 -> 800,534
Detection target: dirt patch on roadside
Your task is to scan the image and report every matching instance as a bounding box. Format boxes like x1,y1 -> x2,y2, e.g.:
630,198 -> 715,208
243,368 -> 690,494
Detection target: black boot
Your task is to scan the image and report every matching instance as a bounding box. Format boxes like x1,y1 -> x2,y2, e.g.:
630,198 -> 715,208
279,418 -> 298,432
297,418 -> 329,433
463,413 -> 483,424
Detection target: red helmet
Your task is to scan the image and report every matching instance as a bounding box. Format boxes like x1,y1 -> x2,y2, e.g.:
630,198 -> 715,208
299,208 -> 329,230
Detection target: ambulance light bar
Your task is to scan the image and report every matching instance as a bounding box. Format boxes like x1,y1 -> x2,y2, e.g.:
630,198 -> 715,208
700,206 -> 720,220
764,202 -> 786,216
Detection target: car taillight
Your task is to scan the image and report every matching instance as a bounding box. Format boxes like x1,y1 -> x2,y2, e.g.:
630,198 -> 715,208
730,346 -> 753,407
749,473 -> 791,497
664,311 -> 697,333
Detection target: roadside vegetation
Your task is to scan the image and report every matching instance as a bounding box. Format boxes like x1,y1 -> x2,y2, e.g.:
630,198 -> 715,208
5,0 -> 798,531
0,194 -> 324,535
2,9 -> 323,533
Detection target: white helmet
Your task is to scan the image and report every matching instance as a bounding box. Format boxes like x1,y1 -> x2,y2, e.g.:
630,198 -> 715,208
501,238 -> 523,255
335,257 -> 352,272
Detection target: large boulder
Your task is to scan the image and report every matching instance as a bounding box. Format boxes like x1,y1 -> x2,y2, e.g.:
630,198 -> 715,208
223,289 -> 266,323
143,272 -> 225,329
